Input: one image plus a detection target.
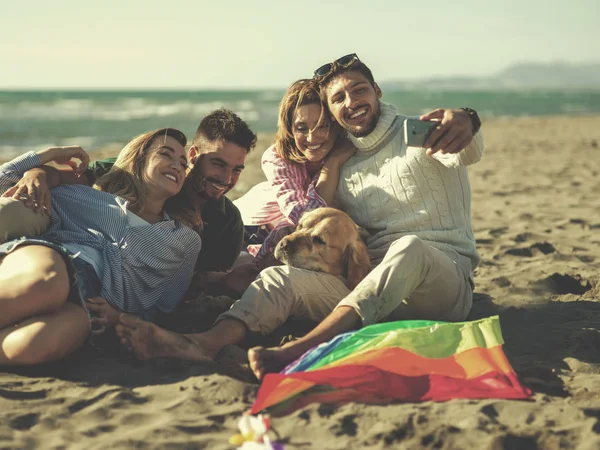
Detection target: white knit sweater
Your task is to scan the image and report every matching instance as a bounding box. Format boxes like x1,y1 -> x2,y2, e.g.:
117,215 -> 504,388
335,102 -> 484,271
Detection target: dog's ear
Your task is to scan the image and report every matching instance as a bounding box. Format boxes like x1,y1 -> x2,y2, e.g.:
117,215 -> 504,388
343,238 -> 371,290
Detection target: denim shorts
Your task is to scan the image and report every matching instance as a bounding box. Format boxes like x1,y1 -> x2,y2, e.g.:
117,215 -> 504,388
0,237 -> 101,328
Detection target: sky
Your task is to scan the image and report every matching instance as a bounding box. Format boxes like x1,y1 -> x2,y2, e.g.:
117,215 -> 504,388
1,0 -> 598,89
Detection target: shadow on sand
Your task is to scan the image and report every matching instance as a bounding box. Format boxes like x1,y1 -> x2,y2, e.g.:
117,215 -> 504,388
2,293 -> 599,398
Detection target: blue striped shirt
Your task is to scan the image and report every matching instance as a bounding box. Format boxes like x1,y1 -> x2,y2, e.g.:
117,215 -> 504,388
0,152 -> 202,320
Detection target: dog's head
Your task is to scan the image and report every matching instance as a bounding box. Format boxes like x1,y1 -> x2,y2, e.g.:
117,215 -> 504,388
274,207 -> 371,289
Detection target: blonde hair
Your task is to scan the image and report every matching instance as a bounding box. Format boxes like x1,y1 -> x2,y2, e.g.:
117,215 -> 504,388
274,79 -> 329,164
94,128 -> 202,231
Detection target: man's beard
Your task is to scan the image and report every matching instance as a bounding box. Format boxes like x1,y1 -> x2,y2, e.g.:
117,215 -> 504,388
347,103 -> 381,138
351,116 -> 378,137
186,175 -> 230,201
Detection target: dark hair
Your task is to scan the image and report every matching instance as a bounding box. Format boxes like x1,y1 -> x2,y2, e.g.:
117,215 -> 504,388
318,61 -> 376,93
274,79 -> 329,164
192,108 -> 257,153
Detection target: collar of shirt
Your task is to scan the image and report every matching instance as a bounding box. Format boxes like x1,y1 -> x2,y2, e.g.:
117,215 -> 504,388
115,196 -> 171,221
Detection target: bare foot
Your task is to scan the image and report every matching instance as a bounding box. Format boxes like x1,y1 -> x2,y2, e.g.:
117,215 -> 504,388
248,346 -> 302,380
115,314 -> 216,362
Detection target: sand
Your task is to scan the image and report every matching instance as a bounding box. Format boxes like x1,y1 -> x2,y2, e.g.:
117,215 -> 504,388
1,115 -> 599,449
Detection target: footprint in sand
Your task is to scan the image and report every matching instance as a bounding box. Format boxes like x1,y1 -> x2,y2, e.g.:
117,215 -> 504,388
9,412 -> 39,430
67,388 -> 123,414
174,424 -> 222,434
543,273 -> 593,295
505,242 -> 556,257
317,403 -> 337,418
493,277 -> 512,287
489,227 -> 509,237
82,424 -> 116,437
0,388 -> 47,400
332,414 -> 358,437
513,232 -> 534,243
492,434 -> 539,450
582,409 -> 600,434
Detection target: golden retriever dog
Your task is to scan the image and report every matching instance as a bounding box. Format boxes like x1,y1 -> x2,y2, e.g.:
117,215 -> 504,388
274,207 -> 371,289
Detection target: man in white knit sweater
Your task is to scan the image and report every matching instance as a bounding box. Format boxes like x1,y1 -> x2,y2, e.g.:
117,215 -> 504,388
116,55 -> 484,373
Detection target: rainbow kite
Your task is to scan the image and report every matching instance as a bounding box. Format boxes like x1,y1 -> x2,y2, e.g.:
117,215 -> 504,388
251,316 -> 531,416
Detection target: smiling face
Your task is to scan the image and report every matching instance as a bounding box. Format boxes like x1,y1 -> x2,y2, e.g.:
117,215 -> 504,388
292,103 -> 339,163
186,139 -> 247,202
142,135 -> 188,200
323,70 -> 382,138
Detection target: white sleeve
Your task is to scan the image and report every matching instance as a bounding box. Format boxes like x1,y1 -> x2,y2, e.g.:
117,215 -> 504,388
433,131 -> 484,168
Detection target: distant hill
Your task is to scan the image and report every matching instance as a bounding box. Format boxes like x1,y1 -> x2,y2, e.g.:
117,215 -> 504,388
380,62 -> 600,91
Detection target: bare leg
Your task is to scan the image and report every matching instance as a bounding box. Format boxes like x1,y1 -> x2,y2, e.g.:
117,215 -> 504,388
116,315 -> 248,361
0,303 -> 89,365
248,305 -> 361,380
0,245 -> 70,329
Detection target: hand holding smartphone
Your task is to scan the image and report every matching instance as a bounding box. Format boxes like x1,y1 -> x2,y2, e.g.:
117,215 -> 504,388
404,118 -> 439,148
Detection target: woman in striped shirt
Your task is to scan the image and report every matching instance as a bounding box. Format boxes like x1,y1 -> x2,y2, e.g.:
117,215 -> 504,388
0,128 -> 202,366
234,79 -> 356,261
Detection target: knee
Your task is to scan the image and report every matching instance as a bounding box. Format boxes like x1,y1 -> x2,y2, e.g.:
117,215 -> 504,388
0,199 -> 49,243
238,266 -> 294,302
3,263 -> 70,307
23,266 -> 69,301
0,198 -> 23,243
255,265 -> 322,294
388,235 -> 426,261
3,327 -> 70,365
255,265 -> 292,286
260,265 -> 291,277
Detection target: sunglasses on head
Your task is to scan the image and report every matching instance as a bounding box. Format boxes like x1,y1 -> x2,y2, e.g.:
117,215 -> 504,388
314,53 -> 360,78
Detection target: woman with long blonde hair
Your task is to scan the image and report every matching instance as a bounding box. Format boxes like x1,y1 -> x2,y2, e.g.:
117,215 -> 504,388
0,128 -> 201,366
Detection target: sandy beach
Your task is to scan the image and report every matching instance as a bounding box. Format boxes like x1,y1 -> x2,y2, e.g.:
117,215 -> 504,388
1,115 -> 599,450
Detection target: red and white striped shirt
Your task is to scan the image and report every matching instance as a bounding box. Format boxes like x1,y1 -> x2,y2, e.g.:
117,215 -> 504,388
234,145 -> 326,258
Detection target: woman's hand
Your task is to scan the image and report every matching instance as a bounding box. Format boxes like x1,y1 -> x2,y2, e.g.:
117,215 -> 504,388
316,137 -> 356,206
325,136 -> 356,167
36,146 -> 90,176
86,296 -> 121,334
1,168 -> 51,214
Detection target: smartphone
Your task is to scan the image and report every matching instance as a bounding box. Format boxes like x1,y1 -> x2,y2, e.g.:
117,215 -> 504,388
404,118 -> 438,148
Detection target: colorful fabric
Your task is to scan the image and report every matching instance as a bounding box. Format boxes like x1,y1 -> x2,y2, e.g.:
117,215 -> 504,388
250,316 -> 531,416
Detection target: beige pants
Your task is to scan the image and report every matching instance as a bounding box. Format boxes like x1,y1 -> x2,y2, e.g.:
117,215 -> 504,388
0,198 -> 51,244
219,235 -> 473,335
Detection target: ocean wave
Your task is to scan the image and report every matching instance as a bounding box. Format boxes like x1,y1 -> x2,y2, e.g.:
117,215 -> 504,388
0,98 -> 265,122
560,103 -> 591,113
2,89 -> 599,160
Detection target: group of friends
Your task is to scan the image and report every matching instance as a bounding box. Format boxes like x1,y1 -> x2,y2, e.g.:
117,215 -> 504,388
0,54 -> 483,380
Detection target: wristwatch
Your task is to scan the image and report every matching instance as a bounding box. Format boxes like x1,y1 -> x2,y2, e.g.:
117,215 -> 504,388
460,107 -> 481,134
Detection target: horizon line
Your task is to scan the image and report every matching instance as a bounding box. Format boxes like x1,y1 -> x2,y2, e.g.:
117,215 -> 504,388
0,86 -> 289,92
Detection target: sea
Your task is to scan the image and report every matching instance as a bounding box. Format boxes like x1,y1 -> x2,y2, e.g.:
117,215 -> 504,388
2,89 -> 600,160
